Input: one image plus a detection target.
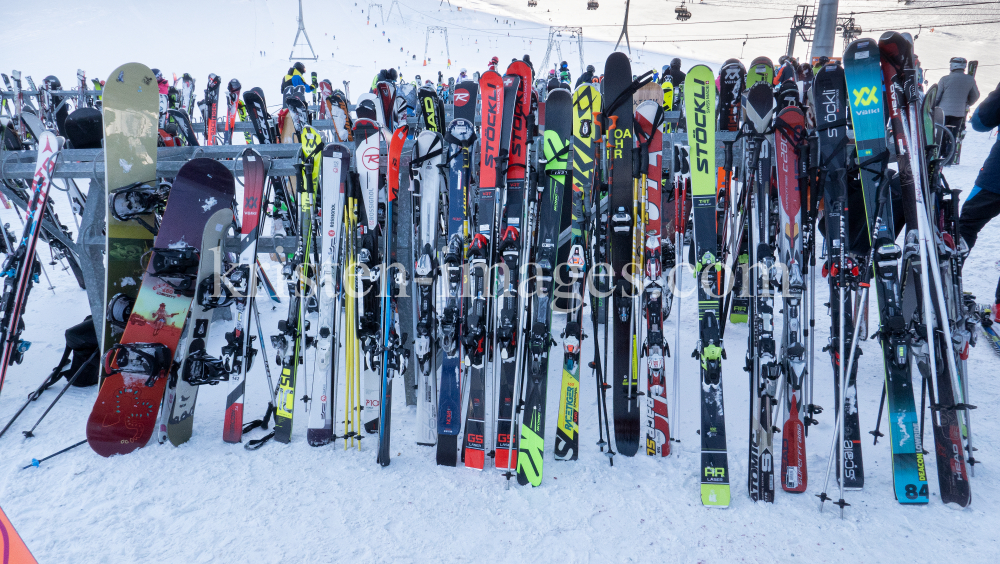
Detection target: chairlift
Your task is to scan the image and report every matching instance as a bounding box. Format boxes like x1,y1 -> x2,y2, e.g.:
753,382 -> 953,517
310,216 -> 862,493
587,0 -> 599,9
528,0 -> 537,6
675,0 -> 691,21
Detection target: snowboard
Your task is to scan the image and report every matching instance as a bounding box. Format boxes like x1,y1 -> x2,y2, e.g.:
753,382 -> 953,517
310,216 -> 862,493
164,206 -> 234,446
101,63 -> 159,385
88,158 -> 234,457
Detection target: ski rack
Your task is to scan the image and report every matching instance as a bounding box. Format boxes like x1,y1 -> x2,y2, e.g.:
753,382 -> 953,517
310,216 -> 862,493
0,141 -> 417,364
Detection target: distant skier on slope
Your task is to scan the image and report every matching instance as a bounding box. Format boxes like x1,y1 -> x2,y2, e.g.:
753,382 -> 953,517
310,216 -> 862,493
936,57 -> 980,144
958,79 -> 1000,320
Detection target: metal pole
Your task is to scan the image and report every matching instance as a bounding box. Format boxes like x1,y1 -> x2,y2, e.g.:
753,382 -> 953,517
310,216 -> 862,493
811,0 -> 839,61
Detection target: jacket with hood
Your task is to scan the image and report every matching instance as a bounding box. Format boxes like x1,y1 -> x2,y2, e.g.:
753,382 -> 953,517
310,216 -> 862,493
971,81 -> 1000,193
936,69 -> 979,118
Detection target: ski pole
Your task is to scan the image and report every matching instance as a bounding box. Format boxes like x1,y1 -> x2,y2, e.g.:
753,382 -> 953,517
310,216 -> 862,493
22,351 -> 97,438
23,439 -> 87,469
0,369 -> 60,440
870,382 -> 886,445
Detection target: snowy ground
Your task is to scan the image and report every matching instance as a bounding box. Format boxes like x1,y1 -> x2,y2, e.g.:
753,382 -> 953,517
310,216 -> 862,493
3,1 -> 1000,562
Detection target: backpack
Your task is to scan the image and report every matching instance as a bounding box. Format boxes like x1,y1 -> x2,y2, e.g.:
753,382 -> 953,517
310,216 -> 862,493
46,316 -> 100,388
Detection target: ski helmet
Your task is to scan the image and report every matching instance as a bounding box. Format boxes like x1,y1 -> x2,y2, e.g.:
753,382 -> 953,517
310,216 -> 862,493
490,56 -> 499,65
560,61 -> 568,69
460,68 -> 467,74
586,64 -> 595,73
293,61 -> 306,73
950,57 -> 968,71
43,75 -> 61,90
670,58 -> 681,69
151,68 -> 163,79
549,69 -> 556,76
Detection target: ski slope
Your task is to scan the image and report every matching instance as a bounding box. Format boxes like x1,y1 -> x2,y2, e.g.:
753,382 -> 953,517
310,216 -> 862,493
2,1 -> 999,562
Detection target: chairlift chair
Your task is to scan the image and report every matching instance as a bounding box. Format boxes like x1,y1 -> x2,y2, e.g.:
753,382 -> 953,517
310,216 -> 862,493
675,0 -> 691,21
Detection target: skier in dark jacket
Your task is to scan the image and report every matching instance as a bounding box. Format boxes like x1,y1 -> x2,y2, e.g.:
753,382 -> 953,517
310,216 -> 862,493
959,79 -> 1000,319
281,62 -> 313,93
667,58 -> 686,89
523,54 -> 535,75
576,65 -> 595,87
936,57 -> 980,141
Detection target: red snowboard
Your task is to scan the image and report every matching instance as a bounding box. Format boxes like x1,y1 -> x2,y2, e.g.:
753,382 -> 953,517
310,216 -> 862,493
87,159 -> 234,457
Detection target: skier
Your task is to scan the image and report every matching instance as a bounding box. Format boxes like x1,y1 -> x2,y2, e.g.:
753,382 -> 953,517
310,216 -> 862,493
281,62 -> 313,93
811,55 -> 830,75
666,58 -> 686,89
959,79 -> 1000,319
773,56 -> 797,85
547,69 -> 561,91
935,57 -> 980,143
575,64 -> 595,87
152,69 -> 169,96
523,54 -> 535,74
458,68 -> 469,82
488,56 -> 499,72
559,61 -> 571,85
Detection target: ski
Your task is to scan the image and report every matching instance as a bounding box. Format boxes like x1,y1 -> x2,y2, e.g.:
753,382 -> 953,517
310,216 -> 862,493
273,126 -> 323,444
634,99 -> 670,458
410,130 -> 446,446
685,64 -> 730,508
603,52 -> 642,457
845,37 -> 928,503
744,81 -> 778,503
517,87 -> 571,486
377,124 -> 409,466
436,117 -> 476,466
775,105 -> 809,493
462,70 -> 503,470
0,132 -> 61,395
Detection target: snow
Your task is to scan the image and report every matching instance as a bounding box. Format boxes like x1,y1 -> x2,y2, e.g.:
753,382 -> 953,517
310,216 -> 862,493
2,1 -> 1000,562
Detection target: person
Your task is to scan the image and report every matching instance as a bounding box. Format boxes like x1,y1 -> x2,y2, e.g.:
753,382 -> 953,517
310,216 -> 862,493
523,54 -> 534,74
667,58 -> 685,89
488,56 -> 499,72
559,61 -> 571,85
576,64 -> 595,87
773,56 -> 797,86
812,55 -> 830,75
936,57 -> 980,143
152,69 -> 169,95
458,68 -> 469,82
281,62 -> 313,94
959,79 -> 1000,320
